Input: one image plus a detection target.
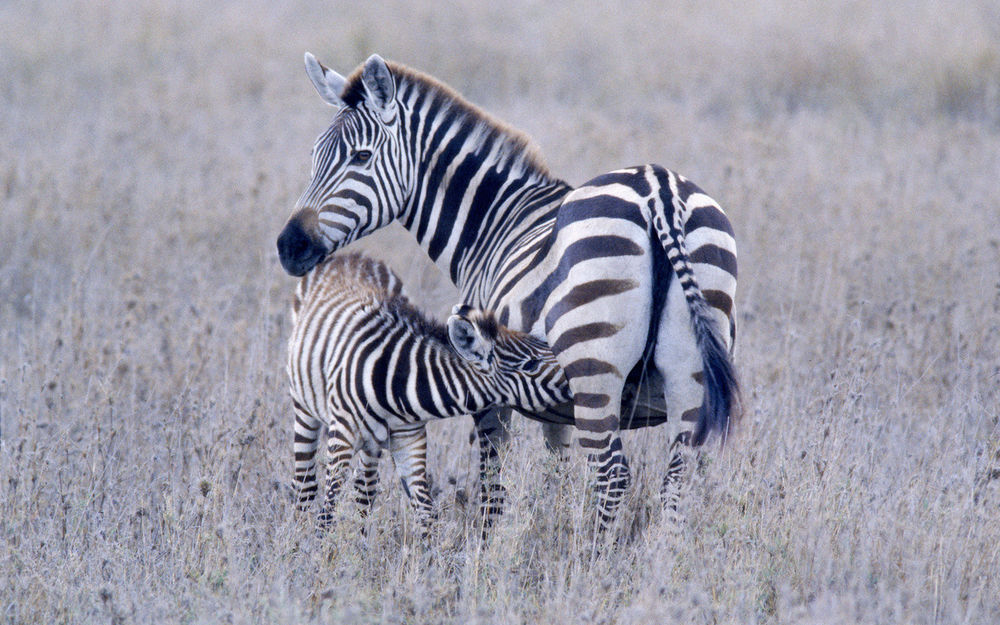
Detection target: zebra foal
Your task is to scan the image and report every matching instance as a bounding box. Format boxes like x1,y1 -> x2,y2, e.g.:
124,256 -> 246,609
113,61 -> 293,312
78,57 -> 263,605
288,253 -> 570,529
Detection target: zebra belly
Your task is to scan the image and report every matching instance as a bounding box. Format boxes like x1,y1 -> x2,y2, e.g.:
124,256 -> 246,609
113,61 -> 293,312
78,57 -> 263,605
518,367 -> 669,431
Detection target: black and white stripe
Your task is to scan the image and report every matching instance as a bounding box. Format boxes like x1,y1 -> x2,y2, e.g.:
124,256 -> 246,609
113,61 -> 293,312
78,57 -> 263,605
278,54 -> 740,531
288,253 -> 569,530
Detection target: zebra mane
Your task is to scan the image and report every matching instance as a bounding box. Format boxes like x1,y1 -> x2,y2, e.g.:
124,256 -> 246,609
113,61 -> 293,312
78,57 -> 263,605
380,294 -> 452,347
380,294 -> 516,361
341,60 -> 554,179
455,307 -> 500,343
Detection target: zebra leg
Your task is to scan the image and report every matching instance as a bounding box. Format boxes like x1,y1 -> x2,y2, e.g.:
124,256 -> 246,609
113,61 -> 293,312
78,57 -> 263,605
549,307 -> 641,532
389,424 -> 434,535
659,431 -> 694,525
653,269 -> 735,520
473,408 -> 511,535
318,422 -> 357,529
352,440 -> 382,518
572,380 -> 631,533
539,203 -> 653,533
292,401 -> 322,509
546,286 -> 648,533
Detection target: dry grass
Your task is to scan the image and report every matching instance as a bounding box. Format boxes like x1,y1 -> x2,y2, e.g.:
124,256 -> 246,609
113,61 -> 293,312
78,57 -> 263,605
2,1 -> 999,623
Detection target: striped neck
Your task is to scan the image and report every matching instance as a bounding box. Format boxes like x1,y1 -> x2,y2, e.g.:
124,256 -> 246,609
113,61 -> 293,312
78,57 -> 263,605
430,350 -> 508,417
454,373 -> 506,416
393,77 -> 571,303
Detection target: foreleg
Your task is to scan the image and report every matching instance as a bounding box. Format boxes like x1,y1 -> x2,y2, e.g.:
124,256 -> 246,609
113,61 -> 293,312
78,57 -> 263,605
352,441 -> 382,517
292,401 -> 322,509
541,421 -> 573,461
473,408 -> 511,535
389,425 -> 433,533
317,423 -> 357,529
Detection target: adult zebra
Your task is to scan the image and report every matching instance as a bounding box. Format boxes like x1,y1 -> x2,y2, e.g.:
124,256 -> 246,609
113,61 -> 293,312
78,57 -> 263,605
277,54 -> 740,531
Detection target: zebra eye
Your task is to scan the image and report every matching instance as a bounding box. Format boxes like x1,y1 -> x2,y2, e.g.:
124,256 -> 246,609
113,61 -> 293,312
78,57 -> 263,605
521,358 -> 541,373
351,149 -> 372,165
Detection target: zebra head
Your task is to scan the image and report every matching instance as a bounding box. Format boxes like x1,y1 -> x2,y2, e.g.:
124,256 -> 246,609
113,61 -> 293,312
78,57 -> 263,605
447,305 -> 570,413
277,53 -> 410,276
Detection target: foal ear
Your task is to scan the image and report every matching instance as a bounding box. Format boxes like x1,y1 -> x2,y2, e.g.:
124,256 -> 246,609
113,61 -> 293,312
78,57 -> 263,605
361,54 -> 397,113
304,52 -> 347,108
447,314 -> 492,368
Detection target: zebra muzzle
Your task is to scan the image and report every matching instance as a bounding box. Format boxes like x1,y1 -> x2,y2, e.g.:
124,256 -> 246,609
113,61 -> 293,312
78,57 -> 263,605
277,216 -> 327,276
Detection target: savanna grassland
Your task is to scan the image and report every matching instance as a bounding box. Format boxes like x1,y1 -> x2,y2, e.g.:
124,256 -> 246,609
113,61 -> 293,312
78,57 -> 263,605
2,1 -> 999,623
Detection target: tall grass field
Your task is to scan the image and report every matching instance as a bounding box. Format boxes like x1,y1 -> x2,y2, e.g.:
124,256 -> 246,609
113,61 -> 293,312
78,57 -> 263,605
2,1 -> 999,623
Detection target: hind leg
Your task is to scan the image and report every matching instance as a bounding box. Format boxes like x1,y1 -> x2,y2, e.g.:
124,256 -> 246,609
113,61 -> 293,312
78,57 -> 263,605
654,272 -> 734,517
659,431 -> 695,525
389,424 -> 434,533
545,272 -> 651,532
317,420 -> 359,529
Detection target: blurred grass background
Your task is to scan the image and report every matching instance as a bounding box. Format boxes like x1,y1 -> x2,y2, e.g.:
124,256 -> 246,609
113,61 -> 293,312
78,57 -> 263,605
2,1 -> 999,623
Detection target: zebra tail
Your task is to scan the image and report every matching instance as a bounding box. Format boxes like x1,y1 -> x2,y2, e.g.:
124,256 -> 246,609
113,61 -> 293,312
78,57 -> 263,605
652,187 -> 741,446
688,298 -> 740,446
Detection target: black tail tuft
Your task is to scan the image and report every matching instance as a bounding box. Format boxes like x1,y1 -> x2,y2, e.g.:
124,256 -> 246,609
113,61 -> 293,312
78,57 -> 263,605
690,309 -> 740,446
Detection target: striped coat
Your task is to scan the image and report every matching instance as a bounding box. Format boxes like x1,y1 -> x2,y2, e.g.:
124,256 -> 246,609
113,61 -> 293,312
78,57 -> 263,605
277,54 -> 739,530
288,253 -> 569,528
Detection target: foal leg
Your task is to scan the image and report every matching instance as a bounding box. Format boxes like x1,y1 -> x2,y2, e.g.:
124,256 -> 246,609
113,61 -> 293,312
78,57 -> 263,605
352,439 -> 382,517
317,420 -> 359,529
291,401 -> 322,509
473,408 -> 511,535
389,424 -> 433,535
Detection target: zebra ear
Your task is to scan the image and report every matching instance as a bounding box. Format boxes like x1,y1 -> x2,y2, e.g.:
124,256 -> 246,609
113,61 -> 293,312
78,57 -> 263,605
304,52 -> 347,108
447,314 -> 492,368
361,54 -> 396,113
